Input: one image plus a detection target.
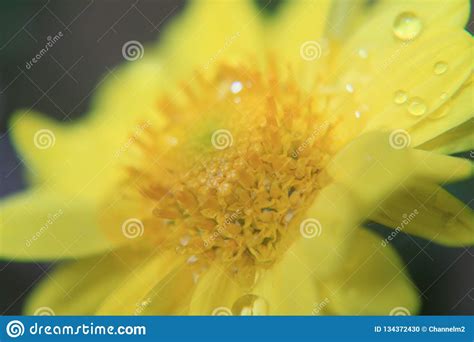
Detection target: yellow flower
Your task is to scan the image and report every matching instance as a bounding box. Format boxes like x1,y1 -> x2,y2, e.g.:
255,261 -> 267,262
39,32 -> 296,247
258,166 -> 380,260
1,0 -> 473,315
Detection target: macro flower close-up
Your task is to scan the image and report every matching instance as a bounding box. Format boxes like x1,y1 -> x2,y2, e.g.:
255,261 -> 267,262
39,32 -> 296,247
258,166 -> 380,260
0,0 -> 473,317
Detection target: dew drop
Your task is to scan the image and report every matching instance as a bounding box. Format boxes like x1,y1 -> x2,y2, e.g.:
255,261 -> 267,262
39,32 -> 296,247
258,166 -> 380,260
345,83 -> 354,93
230,81 -> 243,94
186,255 -> 198,264
407,97 -> 427,116
192,272 -> 200,283
393,12 -> 422,41
218,182 -> 232,196
284,210 -> 294,223
393,90 -> 408,105
179,235 -> 191,246
354,104 -> 369,119
433,62 -> 448,75
232,294 -> 269,316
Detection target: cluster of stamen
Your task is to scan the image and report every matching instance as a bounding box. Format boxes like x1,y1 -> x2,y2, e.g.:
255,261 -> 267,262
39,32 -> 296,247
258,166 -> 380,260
128,62 -> 331,287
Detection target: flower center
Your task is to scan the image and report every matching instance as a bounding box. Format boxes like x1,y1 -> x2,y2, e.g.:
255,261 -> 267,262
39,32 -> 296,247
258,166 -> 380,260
128,62 -> 332,287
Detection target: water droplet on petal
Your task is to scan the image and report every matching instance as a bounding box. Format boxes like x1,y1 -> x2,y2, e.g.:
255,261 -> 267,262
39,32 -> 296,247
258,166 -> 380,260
433,62 -> 448,75
192,272 -> 200,283
407,97 -> 427,116
354,103 -> 370,119
218,182 -> 232,196
284,210 -> 294,223
232,294 -> 269,315
230,81 -> 243,94
393,12 -> 422,41
186,255 -> 198,264
394,90 -> 408,105
345,83 -> 354,93
179,235 -> 191,246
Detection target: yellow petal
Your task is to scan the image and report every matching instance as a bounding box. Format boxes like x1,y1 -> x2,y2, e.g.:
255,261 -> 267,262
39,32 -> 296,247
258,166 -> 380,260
24,248 -> 144,315
327,133 -> 472,188
299,132 -> 471,277
324,0 -> 366,40
0,189 -> 112,261
157,0 -> 263,81
365,30 -> 471,132
410,77 -> 474,151
140,265 -> 196,315
329,25 -> 472,146
264,0 -> 332,85
89,60 -> 166,143
95,251 -> 182,314
296,133 -> 471,279
418,119 -> 474,154
267,0 -> 331,45
188,265 -> 243,315
337,0 -> 469,55
10,111 -> 89,188
328,0 -> 469,41
11,1 -> 260,200
98,188 -> 155,246
323,229 -> 420,315
371,183 -> 474,246
295,182 -> 360,279
252,243 -> 320,315
10,61 -> 166,200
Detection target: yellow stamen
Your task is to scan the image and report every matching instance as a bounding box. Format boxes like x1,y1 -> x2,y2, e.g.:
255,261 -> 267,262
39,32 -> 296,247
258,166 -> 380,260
127,62 -> 332,286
